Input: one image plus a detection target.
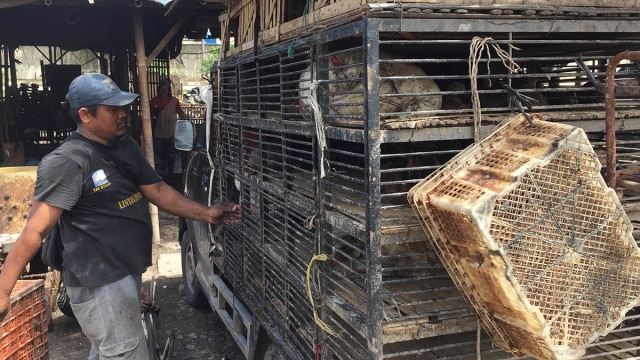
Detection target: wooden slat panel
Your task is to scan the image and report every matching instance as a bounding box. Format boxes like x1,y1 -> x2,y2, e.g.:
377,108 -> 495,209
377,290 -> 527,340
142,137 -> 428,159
260,0 -> 284,29
366,0 -> 639,6
224,0 -> 640,59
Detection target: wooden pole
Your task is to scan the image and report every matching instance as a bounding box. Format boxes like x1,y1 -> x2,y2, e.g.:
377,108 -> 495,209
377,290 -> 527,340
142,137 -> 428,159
8,45 -> 16,94
0,46 -> 4,100
3,46 -> 9,98
8,45 -> 17,144
132,7 -> 160,244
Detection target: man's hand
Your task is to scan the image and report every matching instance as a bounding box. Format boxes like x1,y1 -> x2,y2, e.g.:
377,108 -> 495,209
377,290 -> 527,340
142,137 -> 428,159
207,203 -> 242,225
140,182 -> 242,225
140,286 -> 160,315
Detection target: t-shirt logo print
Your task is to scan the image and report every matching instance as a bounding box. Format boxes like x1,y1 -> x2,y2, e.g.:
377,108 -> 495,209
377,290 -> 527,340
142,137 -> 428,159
92,169 -> 110,187
102,78 -> 117,90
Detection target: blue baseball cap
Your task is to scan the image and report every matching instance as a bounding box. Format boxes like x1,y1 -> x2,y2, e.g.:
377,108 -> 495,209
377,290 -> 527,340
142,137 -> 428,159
66,73 -> 139,108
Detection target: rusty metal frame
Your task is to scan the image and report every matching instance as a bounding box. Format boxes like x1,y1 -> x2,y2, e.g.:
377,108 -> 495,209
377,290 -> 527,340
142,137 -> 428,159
605,50 -> 640,188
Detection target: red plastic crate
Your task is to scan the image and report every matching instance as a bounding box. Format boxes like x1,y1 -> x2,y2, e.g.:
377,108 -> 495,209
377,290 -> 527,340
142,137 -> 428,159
0,280 -> 49,360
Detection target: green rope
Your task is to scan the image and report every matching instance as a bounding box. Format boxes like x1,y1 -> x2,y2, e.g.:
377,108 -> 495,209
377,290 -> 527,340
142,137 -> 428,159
287,0 -> 313,58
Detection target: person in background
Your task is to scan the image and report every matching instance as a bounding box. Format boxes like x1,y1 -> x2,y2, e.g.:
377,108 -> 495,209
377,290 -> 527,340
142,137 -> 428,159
0,73 -> 241,360
151,78 -> 186,174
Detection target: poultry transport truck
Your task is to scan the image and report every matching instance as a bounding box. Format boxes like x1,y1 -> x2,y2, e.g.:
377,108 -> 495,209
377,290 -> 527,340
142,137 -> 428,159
175,1 -> 640,359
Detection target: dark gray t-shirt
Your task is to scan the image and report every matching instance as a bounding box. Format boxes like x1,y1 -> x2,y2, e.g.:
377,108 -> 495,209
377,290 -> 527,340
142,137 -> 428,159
35,133 -> 162,287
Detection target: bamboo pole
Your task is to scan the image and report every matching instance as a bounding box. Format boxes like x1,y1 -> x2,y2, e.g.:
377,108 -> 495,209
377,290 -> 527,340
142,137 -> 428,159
132,7 -> 160,244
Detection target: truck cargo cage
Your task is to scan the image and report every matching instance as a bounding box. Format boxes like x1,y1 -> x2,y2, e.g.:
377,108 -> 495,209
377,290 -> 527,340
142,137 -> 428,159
209,8 -> 640,360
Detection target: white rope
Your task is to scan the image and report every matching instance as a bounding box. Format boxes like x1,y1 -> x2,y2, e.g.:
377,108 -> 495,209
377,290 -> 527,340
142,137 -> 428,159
469,37 -> 521,143
308,79 -> 328,178
304,214 -> 316,230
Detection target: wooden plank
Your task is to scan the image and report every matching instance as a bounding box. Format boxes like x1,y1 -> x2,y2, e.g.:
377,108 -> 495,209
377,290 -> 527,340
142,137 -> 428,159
229,38 -> 255,56
232,0 -> 640,59
327,273 -> 477,341
274,0 -> 363,39
382,316 -> 478,341
623,200 -> 640,215
260,0 -> 283,29
619,179 -> 640,196
218,12 -> 230,60
239,1 -> 256,45
229,0 -> 253,18
274,0 -> 640,46
383,285 -> 468,318
329,186 -> 422,227
328,109 -> 640,131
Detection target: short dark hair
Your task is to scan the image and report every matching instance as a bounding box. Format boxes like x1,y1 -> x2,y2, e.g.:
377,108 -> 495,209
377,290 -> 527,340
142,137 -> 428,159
68,105 -> 98,124
158,80 -> 172,95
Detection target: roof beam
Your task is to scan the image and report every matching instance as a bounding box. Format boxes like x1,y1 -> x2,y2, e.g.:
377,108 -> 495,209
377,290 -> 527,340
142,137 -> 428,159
163,0 -> 183,17
145,11 -> 189,65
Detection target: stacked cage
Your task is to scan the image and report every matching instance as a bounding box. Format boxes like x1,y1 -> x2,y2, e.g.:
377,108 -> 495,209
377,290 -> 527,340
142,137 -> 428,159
213,2 -> 640,359
216,48 -> 320,357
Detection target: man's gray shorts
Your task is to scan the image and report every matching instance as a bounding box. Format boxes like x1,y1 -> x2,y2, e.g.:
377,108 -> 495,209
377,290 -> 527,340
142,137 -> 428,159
67,275 -> 149,360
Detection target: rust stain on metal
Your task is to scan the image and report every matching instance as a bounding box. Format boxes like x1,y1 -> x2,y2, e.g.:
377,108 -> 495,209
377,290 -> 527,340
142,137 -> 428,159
463,169 -> 514,193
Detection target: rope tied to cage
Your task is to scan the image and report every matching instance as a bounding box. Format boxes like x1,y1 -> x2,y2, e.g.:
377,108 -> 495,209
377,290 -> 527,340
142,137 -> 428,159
307,79 -> 329,178
468,36 -> 521,142
306,254 -> 337,336
304,214 -> 316,230
287,0 -> 314,57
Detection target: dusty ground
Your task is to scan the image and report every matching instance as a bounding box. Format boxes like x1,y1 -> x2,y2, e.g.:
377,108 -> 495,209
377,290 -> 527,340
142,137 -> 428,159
47,175 -> 244,360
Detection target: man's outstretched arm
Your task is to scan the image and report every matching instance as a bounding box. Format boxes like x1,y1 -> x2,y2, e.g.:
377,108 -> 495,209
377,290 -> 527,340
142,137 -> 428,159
140,181 -> 241,225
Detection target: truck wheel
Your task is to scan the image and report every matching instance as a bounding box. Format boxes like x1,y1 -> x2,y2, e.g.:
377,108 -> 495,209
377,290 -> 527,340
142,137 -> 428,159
180,231 -> 207,308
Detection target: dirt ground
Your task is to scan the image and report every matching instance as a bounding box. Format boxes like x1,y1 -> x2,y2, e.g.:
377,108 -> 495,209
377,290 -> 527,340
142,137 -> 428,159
47,201 -> 245,360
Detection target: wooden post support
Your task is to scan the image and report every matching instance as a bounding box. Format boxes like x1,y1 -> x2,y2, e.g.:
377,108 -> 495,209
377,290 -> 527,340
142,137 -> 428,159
132,7 -> 161,245
146,14 -> 189,67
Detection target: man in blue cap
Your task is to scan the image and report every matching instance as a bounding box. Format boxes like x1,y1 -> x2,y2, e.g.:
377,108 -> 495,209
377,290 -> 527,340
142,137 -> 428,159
0,73 -> 241,359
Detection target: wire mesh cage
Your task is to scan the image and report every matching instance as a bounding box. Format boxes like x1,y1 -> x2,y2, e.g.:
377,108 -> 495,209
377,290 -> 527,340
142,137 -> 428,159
408,113 -> 640,360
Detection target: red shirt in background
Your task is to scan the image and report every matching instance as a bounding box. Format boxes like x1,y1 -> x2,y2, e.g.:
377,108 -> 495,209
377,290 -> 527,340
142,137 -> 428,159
151,96 -> 183,118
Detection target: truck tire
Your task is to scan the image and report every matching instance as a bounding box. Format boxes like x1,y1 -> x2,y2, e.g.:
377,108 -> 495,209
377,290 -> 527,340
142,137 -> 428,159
180,230 -> 207,308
